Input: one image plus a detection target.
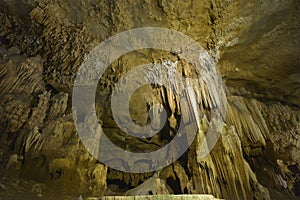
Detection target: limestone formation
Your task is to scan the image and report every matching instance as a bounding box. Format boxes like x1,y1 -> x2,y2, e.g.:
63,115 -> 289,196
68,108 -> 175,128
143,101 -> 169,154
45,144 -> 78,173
0,0 -> 299,200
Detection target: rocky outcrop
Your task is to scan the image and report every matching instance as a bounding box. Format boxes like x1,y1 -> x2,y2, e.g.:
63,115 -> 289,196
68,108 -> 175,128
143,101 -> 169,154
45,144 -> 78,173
0,46 -> 107,197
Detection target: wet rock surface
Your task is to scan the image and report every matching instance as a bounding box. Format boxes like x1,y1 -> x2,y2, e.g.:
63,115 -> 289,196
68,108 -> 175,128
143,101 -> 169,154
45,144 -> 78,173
0,0 -> 299,200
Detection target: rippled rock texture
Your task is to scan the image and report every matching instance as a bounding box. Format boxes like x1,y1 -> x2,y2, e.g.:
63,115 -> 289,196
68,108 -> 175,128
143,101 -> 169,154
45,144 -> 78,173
0,0 -> 299,200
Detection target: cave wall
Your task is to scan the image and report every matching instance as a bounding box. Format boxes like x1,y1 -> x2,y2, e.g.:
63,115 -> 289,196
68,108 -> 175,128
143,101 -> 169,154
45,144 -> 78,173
0,0 -> 299,199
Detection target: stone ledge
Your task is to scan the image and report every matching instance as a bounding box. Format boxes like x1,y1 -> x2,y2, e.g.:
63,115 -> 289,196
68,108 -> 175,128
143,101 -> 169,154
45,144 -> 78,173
86,195 -> 222,200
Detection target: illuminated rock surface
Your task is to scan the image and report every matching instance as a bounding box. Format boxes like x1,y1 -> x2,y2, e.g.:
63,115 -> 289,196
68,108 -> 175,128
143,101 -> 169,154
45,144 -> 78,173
0,0 -> 299,200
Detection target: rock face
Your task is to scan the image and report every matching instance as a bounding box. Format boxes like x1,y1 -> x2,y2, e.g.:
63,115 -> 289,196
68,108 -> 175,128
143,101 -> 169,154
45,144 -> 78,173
0,46 -> 108,198
0,0 -> 299,200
